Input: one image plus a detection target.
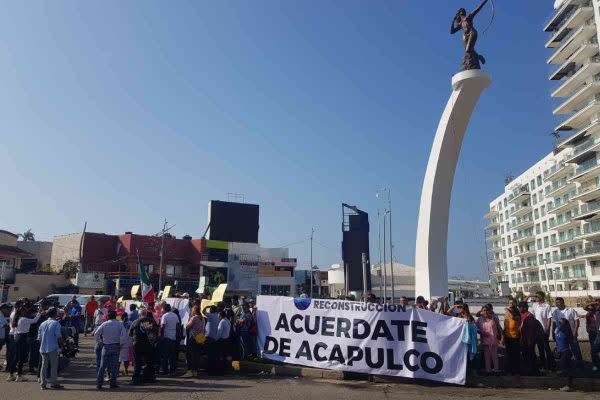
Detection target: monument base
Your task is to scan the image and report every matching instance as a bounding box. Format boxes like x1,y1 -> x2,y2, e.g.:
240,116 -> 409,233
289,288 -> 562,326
414,70 -> 491,300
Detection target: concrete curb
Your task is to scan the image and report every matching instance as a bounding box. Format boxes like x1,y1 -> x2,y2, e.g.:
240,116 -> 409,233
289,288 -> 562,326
236,361 -> 600,392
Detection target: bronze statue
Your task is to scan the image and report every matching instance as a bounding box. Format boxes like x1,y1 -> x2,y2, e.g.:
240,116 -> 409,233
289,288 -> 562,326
451,0 -> 490,71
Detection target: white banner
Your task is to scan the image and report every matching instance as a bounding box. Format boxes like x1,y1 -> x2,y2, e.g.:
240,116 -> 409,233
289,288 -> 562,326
257,296 -> 467,385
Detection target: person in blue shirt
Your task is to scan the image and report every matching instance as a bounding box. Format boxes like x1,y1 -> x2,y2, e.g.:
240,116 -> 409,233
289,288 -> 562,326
128,304 -> 139,323
37,308 -> 63,390
64,296 -> 82,347
555,318 -> 573,377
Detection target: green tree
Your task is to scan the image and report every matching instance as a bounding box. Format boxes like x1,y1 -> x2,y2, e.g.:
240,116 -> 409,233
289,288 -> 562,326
20,229 -> 35,242
61,260 -> 79,278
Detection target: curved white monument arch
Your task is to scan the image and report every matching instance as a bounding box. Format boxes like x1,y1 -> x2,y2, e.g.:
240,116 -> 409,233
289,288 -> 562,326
415,69 -> 491,300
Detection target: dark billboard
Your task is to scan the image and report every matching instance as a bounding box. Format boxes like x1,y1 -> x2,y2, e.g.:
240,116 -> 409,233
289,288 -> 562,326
342,206 -> 370,292
208,200 -> 259,244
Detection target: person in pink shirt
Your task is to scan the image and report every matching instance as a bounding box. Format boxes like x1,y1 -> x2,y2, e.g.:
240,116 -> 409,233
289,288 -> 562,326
476,305 -> 502,374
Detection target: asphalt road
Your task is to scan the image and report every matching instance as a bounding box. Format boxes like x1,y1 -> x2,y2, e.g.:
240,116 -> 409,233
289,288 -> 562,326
0,336 -> 599,400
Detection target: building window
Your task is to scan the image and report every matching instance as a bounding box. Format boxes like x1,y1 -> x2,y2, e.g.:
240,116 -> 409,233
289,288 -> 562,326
530,179 -> 535,190
165,265 -> 183,277
542,221 -> 548,232
541,205 -> 546,217
535,224 -> 541,234
261,285 -> 291,296
541,270 -> 546,281
537,175 -> 542,186
534,209 -> 539,219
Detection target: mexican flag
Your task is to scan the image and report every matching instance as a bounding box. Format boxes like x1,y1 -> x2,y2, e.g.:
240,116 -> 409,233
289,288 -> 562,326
137,257 -> 155,302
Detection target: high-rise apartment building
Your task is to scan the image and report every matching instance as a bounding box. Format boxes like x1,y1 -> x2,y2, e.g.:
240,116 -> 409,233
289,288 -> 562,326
486,0 -> 600,298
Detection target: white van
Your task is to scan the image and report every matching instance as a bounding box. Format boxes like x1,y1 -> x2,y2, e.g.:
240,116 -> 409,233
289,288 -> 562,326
38,294 -> 109,308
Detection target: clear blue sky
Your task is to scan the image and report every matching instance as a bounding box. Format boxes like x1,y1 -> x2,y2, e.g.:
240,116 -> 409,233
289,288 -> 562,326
0,1 -> 562,279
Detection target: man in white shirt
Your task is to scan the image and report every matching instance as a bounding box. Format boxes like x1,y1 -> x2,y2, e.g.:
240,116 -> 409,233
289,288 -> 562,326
216,310 -> 232,374
526,291 -> 555,370
95,310 -> 127,390
159,303 -> 179,375
551,297 -> 583,367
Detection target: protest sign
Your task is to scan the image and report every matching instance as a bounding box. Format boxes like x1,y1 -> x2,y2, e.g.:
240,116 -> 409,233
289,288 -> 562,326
256,296 -> 467,385
130,285 -> 140,299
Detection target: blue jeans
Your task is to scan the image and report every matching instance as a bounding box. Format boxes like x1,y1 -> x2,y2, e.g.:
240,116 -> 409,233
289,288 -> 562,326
94,343 -> 102,370
97,344 -> 119,387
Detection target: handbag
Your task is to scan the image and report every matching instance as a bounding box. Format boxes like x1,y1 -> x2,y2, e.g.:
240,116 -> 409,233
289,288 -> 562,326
194,332 -> 206,345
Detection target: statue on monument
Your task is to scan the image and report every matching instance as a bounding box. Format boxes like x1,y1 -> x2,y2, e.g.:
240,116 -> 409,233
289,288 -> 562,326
450,0 -> 491,71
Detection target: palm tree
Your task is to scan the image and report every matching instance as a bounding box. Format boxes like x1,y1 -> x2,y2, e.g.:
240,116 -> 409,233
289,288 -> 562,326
20,229 -> 35,242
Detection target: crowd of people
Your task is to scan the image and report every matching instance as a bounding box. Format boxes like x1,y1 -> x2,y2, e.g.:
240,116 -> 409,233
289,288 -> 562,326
397,291 -> 592,377
2,290 -> 600,390
89,294 -> 258,390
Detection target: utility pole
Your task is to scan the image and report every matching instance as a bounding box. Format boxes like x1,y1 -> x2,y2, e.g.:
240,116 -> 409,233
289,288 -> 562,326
387,189 -> 395,305
362,253 -> 367,302
382,211 -> 387,303
310,228 -> 314,298
377,208 -> 383,301
158,218 -> 168,292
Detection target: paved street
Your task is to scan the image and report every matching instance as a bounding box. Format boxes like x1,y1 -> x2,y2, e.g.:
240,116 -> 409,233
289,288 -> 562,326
0,336 -> 598,400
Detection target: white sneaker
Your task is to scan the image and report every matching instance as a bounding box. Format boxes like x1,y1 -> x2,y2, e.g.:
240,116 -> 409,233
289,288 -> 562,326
15,375 -> 27,382
6,374 -> 15,382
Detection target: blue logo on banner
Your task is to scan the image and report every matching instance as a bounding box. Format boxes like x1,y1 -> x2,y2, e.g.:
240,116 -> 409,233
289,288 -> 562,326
293,297 -> 311,310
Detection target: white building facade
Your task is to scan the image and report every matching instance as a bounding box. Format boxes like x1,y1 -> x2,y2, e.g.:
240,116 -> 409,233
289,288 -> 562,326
486,0 -> 600,298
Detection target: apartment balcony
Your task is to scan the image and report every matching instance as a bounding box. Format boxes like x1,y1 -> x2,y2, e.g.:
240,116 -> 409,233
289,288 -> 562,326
486,233 -> 501,242
550,42 -> 599,81
548,197 -> 578,214
544,0 -> 590,32
488,245 -> 502,253
513,233 -> 536,245
544,160 -> 576,181
555,99 -> 600,132
510,204 -> 533,218
485,220 -> 500,230
508,187 -> 530,204
489,258 -> 503,265
491,270 -> 504,276
550,214 -> 583,230
565,136 -> 600,164
555,120 -> 600,151
553,58 -> 600,98
572,181 -> 600,202
512,217 -> 534,231
570,156 -> 600,181
554,82 -> 600,115
555,231 -> 585,247
548,25 -> 597,65
484,209 -> 499,220
515,261 -> 539,271
546,5 -> 594,48
580,220 -> 600,240
576,199 -> 600,220
554,271 -> 589,280
545,180 -> 576,198
519,247 -> 538,258
554,252 -> 578,263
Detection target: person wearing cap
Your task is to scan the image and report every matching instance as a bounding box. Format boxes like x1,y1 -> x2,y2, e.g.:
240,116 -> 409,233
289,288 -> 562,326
37,308 -> 63,390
